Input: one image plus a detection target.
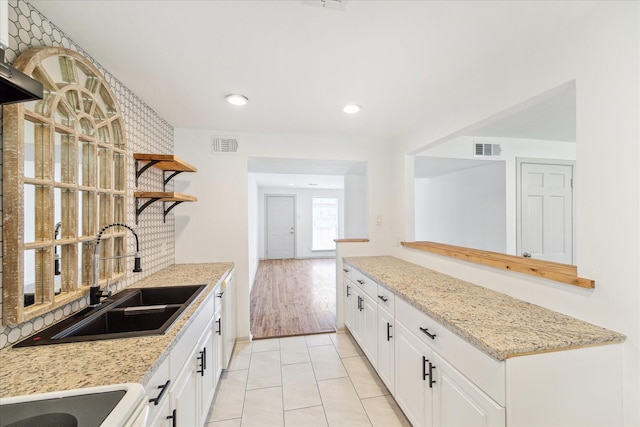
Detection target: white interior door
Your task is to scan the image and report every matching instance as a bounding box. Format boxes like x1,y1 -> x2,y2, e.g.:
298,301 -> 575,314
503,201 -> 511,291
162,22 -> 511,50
517,159 -> 574,264
266,195 -> 295,259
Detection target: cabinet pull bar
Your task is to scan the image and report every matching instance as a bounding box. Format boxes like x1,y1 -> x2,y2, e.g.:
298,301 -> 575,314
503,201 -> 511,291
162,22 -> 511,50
343,268 -> 350,272
378,295 -> 388,302
166,409 -> 177,427
346,285 -> 351,297
202,346 -> 207,371
149,379 -> 170,405
387,322 -> 392,341
216,318 -> 222,335
419,327 -> 437,339
357,279 -> 365,285
197,350 -> 205,376
422,356 -> 429,381
217,292 -> 224,298
428,361 -> 437,388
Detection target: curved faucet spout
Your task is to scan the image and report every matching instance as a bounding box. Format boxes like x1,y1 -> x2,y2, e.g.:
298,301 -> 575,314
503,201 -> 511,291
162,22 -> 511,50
91,223 -> 142,306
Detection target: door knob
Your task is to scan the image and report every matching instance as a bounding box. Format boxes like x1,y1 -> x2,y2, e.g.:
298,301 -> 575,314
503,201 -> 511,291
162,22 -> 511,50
523,252 -> 532,258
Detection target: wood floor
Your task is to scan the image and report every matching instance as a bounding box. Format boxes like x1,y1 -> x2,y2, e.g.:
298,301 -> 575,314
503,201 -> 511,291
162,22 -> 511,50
250,258 -> 336,339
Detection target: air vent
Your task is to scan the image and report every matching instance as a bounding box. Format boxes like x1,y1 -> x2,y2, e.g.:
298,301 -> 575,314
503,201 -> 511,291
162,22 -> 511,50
211,137 -> 239,153
301,0 -> 348,10
474,142 -> 502,158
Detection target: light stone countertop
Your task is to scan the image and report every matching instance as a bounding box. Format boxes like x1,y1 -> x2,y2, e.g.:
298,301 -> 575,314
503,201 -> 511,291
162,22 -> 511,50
0,262 -> 233,398
344,256 -> 625,360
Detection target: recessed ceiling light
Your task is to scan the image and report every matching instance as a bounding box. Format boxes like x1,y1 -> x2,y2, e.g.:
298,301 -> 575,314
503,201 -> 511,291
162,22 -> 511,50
226,94 -> 248,106
343,104 -> 362,114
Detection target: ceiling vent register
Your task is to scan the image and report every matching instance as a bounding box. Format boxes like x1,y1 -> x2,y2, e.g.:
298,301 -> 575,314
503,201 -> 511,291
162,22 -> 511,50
301,0 -> 348,11
474,142 -> 502,158
212,137 -> 239,153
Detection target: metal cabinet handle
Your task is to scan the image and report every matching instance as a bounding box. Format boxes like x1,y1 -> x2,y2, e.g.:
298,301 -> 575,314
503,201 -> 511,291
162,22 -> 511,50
422,356 -> 429,381
378,295 -> 388,302
166,409 -> 177,427
346,285 -> 351,297
149,379 -> 170,405
428,361 -> 437,388
343,268 -> 350,272
386,322 -> 392,341
197,348 -> 206,376
419,327 -> 436,340
217,292 -> 224,298
357,279 -> 365,285
216,318 -> 222,335
523,252 -> 532,258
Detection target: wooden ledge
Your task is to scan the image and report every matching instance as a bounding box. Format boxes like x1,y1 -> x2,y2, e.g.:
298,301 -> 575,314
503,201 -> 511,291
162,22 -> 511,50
133,153 -> 197,172
134,192 -> 197,202
401,241 -> 594,289
334,238 -> 370,243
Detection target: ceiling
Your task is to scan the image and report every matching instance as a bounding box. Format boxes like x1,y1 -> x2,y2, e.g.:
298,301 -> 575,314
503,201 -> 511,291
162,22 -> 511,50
28,0 -> 596,142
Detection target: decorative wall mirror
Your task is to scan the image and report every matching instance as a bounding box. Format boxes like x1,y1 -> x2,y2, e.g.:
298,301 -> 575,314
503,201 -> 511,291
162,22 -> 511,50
3,47 -> 127,325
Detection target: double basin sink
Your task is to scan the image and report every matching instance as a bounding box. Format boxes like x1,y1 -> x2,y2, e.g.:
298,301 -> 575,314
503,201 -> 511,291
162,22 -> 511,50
14,284 -> 205,347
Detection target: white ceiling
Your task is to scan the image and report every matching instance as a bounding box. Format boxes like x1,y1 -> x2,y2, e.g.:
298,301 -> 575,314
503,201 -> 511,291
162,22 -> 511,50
28,0 -> 595,141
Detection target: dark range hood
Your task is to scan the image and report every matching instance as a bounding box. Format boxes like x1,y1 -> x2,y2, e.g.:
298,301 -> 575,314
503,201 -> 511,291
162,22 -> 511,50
0,48 -> 43,105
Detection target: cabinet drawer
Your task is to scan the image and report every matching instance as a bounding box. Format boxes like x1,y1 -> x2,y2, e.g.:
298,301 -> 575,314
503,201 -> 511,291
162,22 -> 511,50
376,285 -> 395,314
144,355 -> 171,421
395,297 -> 506,406
350,267 -> 378,300
171,291 -> 214,372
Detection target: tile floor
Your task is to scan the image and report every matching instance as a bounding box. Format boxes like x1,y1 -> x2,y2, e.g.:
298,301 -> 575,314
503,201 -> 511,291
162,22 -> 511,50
206,332 -> 411,427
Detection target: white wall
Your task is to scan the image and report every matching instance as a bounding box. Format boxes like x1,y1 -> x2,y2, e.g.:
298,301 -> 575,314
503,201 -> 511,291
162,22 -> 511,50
257,187 -> 344,259
390,3 -> 639,425
344,174 -> 368,238
174,130 -> 393,341
415,161 -> 507,252
247,173 -> 259,292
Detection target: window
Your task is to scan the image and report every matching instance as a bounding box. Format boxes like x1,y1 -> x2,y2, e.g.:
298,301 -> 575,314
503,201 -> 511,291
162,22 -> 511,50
312,198 -> 338,251
3,47 -> 126,324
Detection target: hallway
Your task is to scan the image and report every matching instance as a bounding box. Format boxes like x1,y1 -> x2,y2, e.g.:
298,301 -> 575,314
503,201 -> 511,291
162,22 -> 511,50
250,259 -> 336,339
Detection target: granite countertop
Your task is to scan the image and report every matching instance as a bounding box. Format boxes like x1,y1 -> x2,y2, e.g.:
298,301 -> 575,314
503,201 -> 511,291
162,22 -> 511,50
344,256 -> 625,361
0,262 -> 233,398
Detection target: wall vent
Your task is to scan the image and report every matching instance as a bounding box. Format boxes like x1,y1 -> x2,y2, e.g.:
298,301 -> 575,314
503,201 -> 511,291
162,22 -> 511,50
474,142 -> 502,158
212,137 -> 239,153
301,0 -> 348,11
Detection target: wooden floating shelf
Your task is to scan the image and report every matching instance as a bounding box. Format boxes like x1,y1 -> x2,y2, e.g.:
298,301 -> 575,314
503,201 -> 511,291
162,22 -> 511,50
134,153 -> 197,188
401,241 -> 595,289
134,192 -> 198,202
134,192 -> 198,224
133,153 -> 197,172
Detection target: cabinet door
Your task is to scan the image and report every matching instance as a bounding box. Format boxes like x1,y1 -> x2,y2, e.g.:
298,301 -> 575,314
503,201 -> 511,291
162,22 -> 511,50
199,328 -> 216,427
172,357 -> 199,427
377,306 -> 395,393
395,321 -> 433,427
147,398 -> 174,427
222,273 -> 236,369
214,308 -> 224,383
344,277 -> 356,332
360,291 -> 378,367
432,352 -> 505,427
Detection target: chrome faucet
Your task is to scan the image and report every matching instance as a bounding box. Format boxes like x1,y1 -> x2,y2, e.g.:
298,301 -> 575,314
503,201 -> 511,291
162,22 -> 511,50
91,223 -> 142,306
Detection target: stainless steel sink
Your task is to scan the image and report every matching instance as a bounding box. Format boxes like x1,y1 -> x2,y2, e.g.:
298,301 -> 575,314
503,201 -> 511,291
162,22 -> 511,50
0,383 -> 147,427
14,285 -> 205,347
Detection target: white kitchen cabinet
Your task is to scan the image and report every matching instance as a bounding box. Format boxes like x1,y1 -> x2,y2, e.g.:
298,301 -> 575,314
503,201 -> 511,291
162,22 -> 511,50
142,270 -> 237,427
345,275 -> 377,367
221,270 -> 236,369
344,261 -> 623,427
432,352 -> 505,427
376,302 -> 395,393
395,321 -> 434,427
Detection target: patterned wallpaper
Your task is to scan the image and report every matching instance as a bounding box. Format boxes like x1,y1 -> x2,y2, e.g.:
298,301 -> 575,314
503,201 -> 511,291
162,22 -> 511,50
0,0 -> 178,348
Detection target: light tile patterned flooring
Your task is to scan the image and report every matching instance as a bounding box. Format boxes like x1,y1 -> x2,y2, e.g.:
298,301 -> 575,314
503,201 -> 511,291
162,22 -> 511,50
206,332 -> 411,427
